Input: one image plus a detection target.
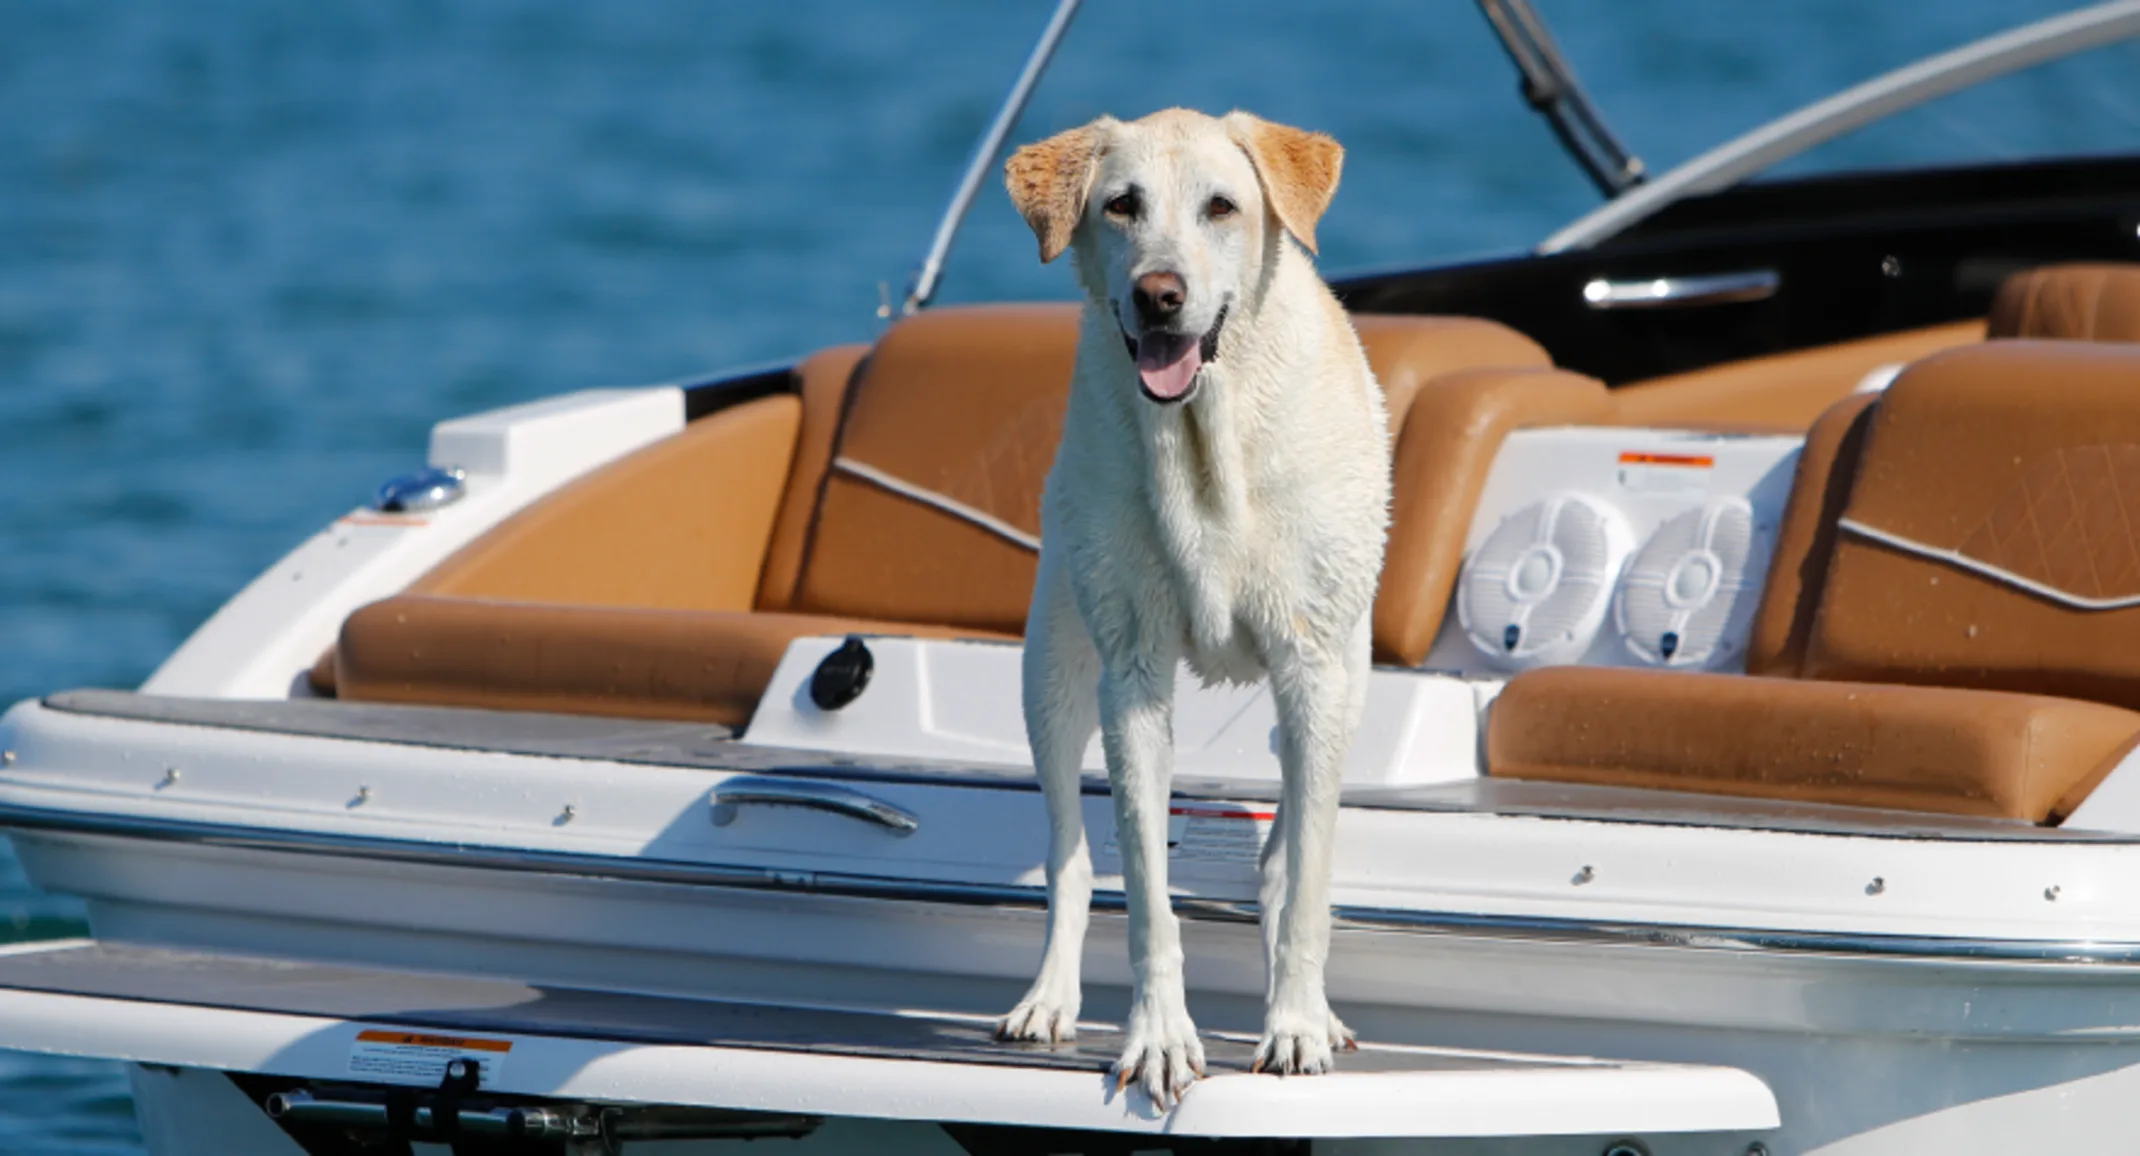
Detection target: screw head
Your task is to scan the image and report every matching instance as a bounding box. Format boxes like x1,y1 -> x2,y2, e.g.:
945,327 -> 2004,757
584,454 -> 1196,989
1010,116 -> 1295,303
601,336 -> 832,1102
1866,877 -> 1886,895
2045,885 -> 2062,902
559,804 -> 577,824
159,767 -> 181,788
1572,865 -> 1596,885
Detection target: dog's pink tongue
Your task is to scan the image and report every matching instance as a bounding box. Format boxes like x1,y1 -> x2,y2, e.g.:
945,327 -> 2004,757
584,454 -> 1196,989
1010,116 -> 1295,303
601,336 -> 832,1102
1135,333 -> 1202,400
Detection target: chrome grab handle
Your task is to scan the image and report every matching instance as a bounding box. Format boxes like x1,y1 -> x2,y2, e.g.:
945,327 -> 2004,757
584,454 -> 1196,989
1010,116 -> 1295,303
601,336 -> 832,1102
1582,269 -> 1779,310
710,778 -> 919,837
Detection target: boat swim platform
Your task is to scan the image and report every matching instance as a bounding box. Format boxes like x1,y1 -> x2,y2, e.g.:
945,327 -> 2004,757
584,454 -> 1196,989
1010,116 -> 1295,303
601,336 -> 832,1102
0,939 -> 1777,1143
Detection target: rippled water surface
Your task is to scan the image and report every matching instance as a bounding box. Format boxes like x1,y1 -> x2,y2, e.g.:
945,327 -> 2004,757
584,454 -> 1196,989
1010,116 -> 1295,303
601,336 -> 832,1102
0,0 -> 2118,1148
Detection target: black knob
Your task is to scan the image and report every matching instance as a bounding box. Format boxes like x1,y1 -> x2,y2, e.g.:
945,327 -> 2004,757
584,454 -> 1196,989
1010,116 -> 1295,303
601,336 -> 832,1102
810,636 -> 875,711
1503,623 -> 1522,652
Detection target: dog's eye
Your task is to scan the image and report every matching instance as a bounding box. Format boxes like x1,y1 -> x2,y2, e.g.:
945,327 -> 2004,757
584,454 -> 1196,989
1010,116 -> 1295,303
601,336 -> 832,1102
1207,196 -> 1237,220
1104,192 -> 1139,219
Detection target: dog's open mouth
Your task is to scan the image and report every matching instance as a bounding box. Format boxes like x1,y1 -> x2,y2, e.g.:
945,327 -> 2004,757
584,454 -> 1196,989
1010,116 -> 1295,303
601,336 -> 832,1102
1125,305 -> 1228,405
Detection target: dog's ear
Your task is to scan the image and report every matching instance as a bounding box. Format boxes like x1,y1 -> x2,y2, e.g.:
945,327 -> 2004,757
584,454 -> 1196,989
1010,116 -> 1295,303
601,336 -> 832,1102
1004,121 -> 1106,264
1225,112 -> 1344,255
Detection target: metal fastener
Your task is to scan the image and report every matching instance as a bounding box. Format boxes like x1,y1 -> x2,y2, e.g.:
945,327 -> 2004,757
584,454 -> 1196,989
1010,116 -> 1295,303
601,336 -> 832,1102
352,786 -> 372,806
1746,1144 -> 1771,1156
2046,885 -> 2062,902
558,805 -> 577,825
159,767 -> 181,788
1866,877 -> 1885,895
1572,865 -> 1596,885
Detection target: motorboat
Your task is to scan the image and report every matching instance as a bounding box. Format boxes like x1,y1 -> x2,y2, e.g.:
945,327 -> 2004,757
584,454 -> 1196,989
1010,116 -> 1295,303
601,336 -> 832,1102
8,2 -> 2140,1153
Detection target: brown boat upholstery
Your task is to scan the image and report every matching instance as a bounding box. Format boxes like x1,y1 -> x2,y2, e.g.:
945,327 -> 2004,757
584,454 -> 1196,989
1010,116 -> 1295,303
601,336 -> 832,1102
1376,366 -> 1610,663
413,393 -> 807,614
1801,341 -> 2140,706
331,305 -> 1561,723
1990,263 -> 2140,342
1608,320 -> 1984,432
1598,263 -> 2140,433
1743,391 -> 1880,677
1489,667 -> 2140,822
337,596 -> 1012,726
1491,340 -> 2140,821
757,343 -> 874,611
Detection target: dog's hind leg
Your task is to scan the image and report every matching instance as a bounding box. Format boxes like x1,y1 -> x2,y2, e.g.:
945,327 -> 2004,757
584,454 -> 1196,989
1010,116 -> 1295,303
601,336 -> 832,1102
1253,614 -> 1369,1075
998,555 -> 1100,1045
1101,641 -> 1204,1108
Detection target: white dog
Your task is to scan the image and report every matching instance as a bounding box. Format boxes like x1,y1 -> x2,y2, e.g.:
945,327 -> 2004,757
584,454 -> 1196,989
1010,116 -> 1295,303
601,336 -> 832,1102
994,109 -> 1391,1107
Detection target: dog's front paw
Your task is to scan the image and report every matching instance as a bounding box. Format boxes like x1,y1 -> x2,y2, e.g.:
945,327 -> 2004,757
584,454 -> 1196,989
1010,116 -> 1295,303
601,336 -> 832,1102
1112,993 -> 1205,1109
996,992 -> 1080,1044
1252,1004 -> 1355,1075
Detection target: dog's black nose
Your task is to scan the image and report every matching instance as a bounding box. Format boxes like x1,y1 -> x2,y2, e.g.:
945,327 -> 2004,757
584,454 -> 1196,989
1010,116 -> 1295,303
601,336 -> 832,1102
1132,271 -> 1186,327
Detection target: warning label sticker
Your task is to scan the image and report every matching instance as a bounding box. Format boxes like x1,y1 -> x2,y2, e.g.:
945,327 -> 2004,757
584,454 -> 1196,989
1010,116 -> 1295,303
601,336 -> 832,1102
1103,802 -> 1275,866
348,1029 -> 512,1085
1617,450 -> 1713,495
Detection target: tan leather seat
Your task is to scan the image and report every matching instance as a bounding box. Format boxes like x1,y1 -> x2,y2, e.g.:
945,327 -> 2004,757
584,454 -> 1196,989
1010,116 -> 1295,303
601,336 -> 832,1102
1490,667 -> 2140,822
1375,366 -> 1610,663
334,305 -> 1560,723
1801,341 -> 2140,706
1490,340 -> 2140,821
1990,263 -> 2140,342
338,596 -> 1011,726
1607,320 -> 1985,433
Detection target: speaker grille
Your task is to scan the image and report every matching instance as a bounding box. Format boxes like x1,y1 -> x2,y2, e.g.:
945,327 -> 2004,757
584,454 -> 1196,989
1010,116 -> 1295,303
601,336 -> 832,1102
1458,493 -> 1632,670
1615,497 -> 1765,668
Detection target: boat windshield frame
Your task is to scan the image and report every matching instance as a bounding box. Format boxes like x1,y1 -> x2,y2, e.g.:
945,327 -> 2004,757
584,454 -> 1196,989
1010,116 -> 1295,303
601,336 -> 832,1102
1540,0 -> 2140,252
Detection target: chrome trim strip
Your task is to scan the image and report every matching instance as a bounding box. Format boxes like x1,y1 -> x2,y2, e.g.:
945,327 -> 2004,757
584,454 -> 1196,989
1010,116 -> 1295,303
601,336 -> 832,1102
712,778 -> 920,837
1581,270 -> 1779,311
1541,0 -> 2140,252
1839,516 -> 2140,611
831,457 -> 1041,552
4,802 -> 2139,968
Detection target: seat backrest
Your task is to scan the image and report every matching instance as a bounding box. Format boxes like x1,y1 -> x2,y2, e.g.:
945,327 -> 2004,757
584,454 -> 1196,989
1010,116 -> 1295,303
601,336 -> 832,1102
1990,263 -> 2140,342
1374,366 -> 1612,664
1744,390 -> 1880,676
776,304 -> 1077,635
1751,340 -> 2140,710
411,392 -> 807,613
767,303 -> 1563,646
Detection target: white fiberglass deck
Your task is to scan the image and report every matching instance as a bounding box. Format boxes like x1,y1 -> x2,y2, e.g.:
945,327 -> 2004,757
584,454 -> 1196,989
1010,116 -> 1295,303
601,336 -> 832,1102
0,940 -> 1777,1141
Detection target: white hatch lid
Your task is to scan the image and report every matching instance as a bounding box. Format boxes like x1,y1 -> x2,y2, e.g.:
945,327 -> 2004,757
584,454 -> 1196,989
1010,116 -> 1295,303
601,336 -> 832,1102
0,940 -> 1777,1141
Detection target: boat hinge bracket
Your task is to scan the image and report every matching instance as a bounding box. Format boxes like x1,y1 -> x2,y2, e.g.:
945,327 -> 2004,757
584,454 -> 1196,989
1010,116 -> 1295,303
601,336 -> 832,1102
229,1065 -> 821,1156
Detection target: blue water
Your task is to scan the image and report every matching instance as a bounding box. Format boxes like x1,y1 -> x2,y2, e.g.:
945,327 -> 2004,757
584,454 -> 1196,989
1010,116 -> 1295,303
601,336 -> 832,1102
0,1 -> 2122,1148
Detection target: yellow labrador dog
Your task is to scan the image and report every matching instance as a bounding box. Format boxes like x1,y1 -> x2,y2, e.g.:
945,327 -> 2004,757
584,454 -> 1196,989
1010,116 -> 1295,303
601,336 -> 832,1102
995,109 -> 1391,1106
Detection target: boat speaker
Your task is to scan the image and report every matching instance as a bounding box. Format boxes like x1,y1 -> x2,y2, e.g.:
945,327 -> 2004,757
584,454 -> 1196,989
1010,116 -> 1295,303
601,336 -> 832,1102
1458,492 -> 1633,670
1615,497 -> 1766,669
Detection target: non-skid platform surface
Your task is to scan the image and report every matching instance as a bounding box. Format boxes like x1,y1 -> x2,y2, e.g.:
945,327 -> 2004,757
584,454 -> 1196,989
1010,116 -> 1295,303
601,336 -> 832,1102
0,942 -> 1493,1076
0,940 -> 1781,1138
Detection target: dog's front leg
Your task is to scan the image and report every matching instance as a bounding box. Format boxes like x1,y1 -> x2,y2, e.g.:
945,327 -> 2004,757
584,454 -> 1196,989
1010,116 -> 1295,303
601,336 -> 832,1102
1101,653 -> 1203,1107
1255,627 -> 1366,1075
999,559 -> 1100,1044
